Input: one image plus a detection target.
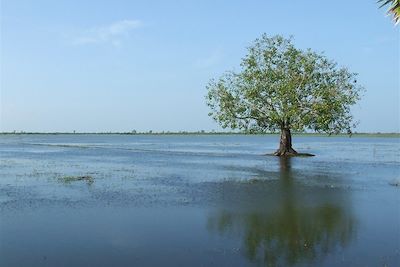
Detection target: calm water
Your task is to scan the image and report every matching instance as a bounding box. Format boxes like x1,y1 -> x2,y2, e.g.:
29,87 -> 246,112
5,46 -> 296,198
0,134 -> 399,267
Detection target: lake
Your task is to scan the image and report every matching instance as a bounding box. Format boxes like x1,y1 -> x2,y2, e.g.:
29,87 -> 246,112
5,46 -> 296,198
0,134 -> 399,267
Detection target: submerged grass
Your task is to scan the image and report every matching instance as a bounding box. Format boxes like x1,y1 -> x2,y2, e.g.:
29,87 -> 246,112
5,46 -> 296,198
58,175 -> 94,185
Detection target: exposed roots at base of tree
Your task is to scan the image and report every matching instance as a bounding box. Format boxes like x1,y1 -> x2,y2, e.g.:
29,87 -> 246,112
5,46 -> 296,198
274,148 -> 298,157
269,148 -> 315,157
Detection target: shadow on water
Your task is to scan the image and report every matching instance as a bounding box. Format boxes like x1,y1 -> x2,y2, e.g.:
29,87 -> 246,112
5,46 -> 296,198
207,157 -> 356,267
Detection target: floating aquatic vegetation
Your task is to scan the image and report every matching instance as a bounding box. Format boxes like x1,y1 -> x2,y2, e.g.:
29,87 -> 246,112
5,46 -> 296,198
389,180 -> 400,187
58,175 -> 94,185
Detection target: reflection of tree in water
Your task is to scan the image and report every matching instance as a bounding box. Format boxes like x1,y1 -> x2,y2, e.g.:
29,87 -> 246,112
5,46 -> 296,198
207,158 -> 355,267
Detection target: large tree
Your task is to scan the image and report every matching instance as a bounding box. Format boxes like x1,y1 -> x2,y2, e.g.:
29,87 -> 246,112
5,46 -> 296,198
206,34 -> 363,156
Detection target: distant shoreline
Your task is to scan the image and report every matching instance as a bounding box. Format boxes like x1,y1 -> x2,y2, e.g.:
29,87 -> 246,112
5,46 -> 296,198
0,132 -> 399,138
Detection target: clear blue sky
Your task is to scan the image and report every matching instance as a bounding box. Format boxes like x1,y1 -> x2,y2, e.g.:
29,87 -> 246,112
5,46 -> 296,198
1,0 -> 399,132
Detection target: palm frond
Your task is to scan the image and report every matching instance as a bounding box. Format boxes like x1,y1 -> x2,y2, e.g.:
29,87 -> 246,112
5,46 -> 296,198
378,0 -> 400,25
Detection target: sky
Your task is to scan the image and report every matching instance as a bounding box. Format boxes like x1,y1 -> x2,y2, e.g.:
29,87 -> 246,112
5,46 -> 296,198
0,0 -> 399,133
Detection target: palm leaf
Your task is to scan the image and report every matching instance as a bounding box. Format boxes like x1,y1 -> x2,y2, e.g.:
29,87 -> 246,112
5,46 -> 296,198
378,0 -> 400,25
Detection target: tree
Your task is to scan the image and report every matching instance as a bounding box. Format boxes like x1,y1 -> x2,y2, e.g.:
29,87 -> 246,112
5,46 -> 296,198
206,34 -> 363,156
378,0 -> 400,25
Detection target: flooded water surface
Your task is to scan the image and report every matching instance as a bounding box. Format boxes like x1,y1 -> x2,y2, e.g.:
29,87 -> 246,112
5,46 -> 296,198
1,134 -> 399,266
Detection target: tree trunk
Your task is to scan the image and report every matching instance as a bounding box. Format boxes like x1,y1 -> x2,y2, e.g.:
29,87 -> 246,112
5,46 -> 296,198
274,128 -> 298,156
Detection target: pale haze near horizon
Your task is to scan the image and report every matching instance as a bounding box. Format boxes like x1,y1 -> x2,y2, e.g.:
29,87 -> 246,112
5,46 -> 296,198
0,0 -> 399,133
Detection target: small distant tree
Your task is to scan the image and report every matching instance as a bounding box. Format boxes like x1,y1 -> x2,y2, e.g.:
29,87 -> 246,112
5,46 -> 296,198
206,35 -> 363,156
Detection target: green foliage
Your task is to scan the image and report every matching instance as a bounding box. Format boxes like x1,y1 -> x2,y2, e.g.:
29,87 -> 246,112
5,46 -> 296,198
206,34 -> 363,135
378,0 -> 400,25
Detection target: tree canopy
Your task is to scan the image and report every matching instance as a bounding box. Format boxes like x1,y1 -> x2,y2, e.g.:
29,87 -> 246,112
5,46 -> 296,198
206,34 -> 363,136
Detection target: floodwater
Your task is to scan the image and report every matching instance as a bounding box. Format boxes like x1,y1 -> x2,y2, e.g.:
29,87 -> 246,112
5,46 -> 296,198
0,134 -> 399,267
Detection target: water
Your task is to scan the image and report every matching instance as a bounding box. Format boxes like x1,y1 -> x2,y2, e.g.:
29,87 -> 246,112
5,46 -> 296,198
0,134 -> 399,267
